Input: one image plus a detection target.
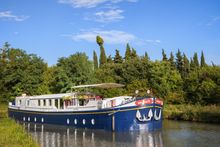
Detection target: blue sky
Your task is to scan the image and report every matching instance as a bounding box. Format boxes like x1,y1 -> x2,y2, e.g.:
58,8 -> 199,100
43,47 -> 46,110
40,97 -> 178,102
0,0 -> 220,65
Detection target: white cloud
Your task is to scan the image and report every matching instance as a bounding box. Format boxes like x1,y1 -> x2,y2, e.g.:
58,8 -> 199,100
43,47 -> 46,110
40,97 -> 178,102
66,29 -> 136,44
146,39 -> 161,44
62,29 -> 161,46
58,0 -> 138,8
0,11 -> 29,21
58,0 -> 106,8
91,9 -> 124,23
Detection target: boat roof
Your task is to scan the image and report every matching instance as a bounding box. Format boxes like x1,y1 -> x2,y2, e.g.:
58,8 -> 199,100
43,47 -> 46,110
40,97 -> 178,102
16,93 -> 73,100
72,83 -> 124,89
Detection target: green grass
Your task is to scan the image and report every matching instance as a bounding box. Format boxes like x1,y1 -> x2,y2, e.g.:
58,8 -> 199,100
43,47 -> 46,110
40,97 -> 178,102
163,104 -> 220,123
0,104 -> 8,118
0,104 -> 39,147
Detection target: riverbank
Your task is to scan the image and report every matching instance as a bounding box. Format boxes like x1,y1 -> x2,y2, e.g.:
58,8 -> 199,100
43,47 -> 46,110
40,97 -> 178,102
163,104 -> 220,123
0,104 -> 39,147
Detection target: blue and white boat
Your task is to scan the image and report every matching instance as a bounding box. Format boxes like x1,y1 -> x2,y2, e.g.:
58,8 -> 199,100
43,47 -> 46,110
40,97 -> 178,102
8,83 -> 163,131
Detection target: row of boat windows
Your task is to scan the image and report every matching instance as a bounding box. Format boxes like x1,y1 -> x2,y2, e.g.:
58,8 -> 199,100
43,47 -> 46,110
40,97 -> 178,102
22,117 -> 95,125
21,99 -> 90,107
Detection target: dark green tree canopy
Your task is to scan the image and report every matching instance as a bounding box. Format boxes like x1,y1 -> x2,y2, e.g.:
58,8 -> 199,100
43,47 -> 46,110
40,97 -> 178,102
201,51 -> 207,67
193,52 -> 199,68
0,42 -> 219,106
57,52 -> 94,90
114,49 -> 123,63
125,43 -> 131,60
162,49 -> 168,61
93,50 -> 98,69
169,52 -> 175,68
99,46 -> 107,66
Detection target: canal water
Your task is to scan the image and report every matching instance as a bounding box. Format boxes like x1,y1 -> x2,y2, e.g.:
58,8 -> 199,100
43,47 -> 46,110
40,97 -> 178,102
22,120 -> 220,147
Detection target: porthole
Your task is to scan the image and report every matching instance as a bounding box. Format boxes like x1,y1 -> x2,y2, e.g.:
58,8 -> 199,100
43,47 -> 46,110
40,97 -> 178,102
82,119 -> 86,125
74,119 -> 77,125
34,117 -> 37,122
67,119 -> 70,124
23,117 -> 26,121
28,117 -> 30,121
41,118 -> 44,123
91,119 -> 95,125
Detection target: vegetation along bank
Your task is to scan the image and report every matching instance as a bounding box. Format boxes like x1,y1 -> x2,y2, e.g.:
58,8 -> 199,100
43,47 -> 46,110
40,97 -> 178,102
0,104 -> 39,147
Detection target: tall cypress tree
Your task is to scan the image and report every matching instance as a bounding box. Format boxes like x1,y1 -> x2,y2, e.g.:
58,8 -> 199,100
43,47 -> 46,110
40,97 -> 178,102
200,51 -> 206,67
169,52 -> 175,69
114,49 -> 123,63
162,49 -> 168,61
93,50 -> 98,69
193,52 -> 199,68
96,36 -> 106,66
176,49 -> 183,73
182,53 -> 190,77
144,51 -> 150,61
131,48 -> 137,59
125,43 -> 131,61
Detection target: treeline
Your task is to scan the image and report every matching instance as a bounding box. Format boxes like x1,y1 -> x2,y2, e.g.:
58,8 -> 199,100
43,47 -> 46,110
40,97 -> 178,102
0,37 -> 219,105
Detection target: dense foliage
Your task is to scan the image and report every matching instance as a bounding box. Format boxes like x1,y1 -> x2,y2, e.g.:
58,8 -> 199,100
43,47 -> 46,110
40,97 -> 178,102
0,40 -> 219,105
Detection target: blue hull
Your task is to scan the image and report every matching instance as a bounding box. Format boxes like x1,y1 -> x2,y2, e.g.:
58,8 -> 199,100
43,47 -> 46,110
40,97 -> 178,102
8,105 -> 162,131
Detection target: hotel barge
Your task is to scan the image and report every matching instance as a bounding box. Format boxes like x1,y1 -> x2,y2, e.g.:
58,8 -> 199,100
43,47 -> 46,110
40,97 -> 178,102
8,83 -> 163,131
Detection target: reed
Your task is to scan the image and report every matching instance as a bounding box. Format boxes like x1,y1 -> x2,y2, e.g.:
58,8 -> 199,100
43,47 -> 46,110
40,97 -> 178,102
163,104 -> 220,123
0,104 -> 39,147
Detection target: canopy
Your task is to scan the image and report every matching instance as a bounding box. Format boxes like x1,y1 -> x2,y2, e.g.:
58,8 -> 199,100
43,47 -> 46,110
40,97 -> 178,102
71,83 -> 124,89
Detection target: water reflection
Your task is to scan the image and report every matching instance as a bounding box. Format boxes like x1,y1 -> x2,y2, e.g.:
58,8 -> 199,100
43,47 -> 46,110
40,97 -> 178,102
21,122 -> 163,147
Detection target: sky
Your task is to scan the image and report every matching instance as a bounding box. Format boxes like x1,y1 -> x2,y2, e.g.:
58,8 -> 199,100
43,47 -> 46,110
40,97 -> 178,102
0,0 -> 220,66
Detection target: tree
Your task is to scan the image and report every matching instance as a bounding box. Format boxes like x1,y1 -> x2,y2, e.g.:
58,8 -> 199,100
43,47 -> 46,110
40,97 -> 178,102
193,52 -> 199,68
149,61 -> 184,103
125,43 -> 131,61
96,36 -> 104,46
131,48 -> 138,59
169,52 -> 175,69
100,46 -> 107,66
0,47 -> 48,102
175,49 -> 183,73
182,53 -> 190,77
57,52 -> 94,91
200,51 -> 207,67
114,49 -> 123,63
107,55 -> 113,63
162,49 -> 168,61
93,50 -> 98,69
185,66 -> 220,104
0,42 -> 10,64
144,52 -> 150,61
96,36 -> 106,66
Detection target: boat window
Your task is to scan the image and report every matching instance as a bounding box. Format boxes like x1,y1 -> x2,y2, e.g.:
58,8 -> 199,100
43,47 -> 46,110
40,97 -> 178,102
43,99 -> 46,106
38,100 -> 40,106
27,100 -> 30,106
49,99 -> 52,106
79,99 -> 89,106
55,99 -> 58,108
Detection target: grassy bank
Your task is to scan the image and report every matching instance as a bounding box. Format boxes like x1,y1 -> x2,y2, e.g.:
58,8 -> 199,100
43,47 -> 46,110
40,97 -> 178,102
163,104 -> 220,123
0,104 -> 39,147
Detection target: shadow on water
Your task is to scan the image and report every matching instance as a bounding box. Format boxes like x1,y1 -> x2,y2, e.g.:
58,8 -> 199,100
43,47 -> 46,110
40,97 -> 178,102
20,120 -> 220,147
21,122 -> 163,147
